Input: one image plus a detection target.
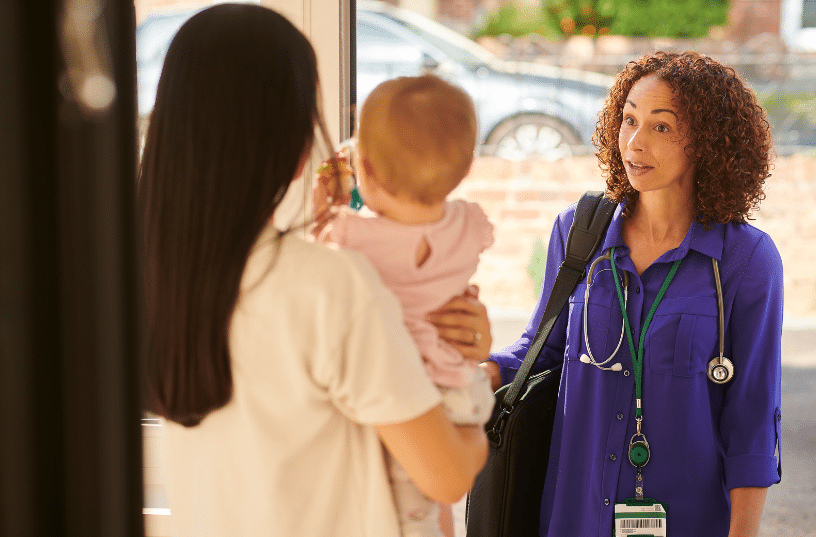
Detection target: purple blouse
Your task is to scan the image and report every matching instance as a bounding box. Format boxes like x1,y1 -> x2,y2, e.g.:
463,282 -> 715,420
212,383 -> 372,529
490,203 -> 783,536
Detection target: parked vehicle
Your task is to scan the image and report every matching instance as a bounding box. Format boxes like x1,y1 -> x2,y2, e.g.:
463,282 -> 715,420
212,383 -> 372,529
357,1 -> 611,160
136,2 -> 613,159
136,6 -> 203,119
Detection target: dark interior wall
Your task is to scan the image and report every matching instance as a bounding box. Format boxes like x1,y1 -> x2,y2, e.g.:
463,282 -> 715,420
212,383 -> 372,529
0,0 -> 144,535
0,0 -> 38,529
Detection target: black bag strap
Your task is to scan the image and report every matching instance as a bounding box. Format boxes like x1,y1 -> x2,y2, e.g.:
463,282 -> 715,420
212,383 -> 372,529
497,191 -> 617,413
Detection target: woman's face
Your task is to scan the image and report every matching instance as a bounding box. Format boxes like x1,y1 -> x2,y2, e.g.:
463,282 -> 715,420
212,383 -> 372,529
618,74 -> 695,199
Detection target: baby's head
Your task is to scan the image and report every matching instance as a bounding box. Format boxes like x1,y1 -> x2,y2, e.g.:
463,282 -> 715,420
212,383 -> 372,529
357,74 -> 477,206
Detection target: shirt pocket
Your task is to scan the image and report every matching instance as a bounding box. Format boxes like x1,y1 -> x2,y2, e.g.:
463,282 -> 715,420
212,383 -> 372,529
566,283 -> 615,363
647,296 -> 718,377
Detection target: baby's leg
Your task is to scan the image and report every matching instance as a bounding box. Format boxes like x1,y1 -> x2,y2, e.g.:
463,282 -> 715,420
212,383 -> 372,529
438,366 -> 495,426
387,453 -> 442,537
433,368 -> 495,536
438,502 -> 454,537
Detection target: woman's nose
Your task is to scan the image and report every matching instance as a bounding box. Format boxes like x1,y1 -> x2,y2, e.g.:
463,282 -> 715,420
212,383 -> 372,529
625,128 -> 644,151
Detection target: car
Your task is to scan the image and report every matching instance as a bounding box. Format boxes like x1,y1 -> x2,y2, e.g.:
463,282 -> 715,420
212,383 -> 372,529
135,6 -> 204,119
356,1 -> 612,160
136,2 -> 613,159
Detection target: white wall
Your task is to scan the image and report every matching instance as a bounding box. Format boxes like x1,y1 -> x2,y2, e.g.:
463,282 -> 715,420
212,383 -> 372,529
258,0 -> 352,230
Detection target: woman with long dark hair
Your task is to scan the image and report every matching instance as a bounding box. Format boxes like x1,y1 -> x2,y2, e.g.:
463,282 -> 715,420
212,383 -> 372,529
139,5 -> 488,535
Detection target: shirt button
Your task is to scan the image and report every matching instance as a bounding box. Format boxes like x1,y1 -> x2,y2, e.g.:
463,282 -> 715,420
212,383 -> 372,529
623,370 -> 630,377
610,454 -> 617,461
617,413 -> 624,420
636,287 -> 641,294
604,499 -> 610,505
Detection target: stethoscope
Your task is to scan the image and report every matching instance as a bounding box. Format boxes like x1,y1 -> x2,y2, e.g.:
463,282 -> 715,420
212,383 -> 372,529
579,250 -> 734,384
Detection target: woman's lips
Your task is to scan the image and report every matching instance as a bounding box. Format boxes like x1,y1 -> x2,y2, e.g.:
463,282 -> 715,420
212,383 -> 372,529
626,160 -> 653,176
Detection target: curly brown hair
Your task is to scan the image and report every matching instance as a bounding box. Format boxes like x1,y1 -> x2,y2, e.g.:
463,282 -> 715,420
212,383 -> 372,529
593,51 -> 773,224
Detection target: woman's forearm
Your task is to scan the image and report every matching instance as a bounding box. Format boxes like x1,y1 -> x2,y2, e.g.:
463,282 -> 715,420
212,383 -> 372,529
376,404 -> 487,504
728,487 -> 768,537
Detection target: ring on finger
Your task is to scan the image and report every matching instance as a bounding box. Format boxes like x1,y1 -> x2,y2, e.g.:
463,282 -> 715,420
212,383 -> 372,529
473,330 -> 482,344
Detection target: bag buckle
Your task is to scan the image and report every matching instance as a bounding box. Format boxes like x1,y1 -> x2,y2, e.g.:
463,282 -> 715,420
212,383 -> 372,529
489,404 -> 513,447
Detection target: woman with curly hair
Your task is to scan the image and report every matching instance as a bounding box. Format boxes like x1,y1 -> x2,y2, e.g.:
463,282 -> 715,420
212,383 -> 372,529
482,51 -> 782,536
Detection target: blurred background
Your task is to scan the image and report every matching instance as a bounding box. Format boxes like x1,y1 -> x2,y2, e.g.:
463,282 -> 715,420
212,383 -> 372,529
135,0 -> 816,320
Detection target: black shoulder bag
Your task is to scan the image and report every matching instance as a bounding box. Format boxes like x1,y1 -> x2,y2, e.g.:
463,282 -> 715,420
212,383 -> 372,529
465,191 -> 618,537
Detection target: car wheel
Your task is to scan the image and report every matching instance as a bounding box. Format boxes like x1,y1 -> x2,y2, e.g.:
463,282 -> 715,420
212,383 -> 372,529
485,114 -> 581,161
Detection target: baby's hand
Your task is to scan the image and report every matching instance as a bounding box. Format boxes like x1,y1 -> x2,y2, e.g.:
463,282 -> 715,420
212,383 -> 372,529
312,152 -> 354,238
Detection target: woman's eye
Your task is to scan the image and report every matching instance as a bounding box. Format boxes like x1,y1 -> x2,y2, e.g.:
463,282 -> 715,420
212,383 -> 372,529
623,117 -> 635,126
655,124 -> 668,133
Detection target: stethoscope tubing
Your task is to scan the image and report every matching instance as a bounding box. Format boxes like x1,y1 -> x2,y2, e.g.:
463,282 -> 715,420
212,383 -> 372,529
583,252 -> 628,368
582,250 -> 730,383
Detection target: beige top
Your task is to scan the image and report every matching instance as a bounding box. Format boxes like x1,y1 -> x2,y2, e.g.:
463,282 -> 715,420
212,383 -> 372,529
162,229 -> 442,537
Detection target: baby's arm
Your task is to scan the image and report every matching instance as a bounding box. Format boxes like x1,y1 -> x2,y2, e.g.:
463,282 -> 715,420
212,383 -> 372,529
311,153 -> 354,240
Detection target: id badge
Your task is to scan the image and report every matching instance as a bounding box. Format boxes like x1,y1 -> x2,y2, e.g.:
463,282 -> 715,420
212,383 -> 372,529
614,498 -> 667,537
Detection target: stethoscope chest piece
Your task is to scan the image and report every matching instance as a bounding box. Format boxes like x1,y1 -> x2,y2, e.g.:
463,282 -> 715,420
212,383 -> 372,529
707,356 -> 734,384
706,258 -> 734,385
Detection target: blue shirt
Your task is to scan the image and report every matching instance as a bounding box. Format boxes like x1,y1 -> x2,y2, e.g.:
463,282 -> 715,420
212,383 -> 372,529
490,203 -> 783,537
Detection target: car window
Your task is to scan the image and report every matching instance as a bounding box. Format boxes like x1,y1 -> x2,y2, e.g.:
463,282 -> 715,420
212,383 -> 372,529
136,13 -> 192,64
357,16 -> 425,65
370,11 -> 489,68
805,0 -> 816,27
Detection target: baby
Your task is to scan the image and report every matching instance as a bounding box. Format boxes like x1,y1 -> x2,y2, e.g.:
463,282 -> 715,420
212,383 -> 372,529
315,74 -> 495,537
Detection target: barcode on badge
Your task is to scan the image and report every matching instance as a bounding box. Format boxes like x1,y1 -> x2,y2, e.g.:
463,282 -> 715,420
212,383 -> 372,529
614,501 -> 667,537
621,518 -> 663,529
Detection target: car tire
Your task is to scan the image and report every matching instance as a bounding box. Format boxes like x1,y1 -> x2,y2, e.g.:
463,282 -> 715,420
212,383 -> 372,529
485,114 -> 582,161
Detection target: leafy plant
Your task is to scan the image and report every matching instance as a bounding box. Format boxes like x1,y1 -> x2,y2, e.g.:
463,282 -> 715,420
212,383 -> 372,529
545,0 -> 617,37
609,0 -> 729,38
473,2 -> 561,39
473,0 -> 729,39
527,236 -> 548,296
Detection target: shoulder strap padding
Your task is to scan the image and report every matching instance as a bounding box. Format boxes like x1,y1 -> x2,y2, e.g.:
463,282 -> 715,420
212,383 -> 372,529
563,191 -> 617,275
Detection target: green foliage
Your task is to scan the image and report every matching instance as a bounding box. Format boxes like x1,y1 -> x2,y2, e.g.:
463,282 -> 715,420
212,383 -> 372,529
609,0 -> 729,38
526,236 -> 548,297
760,93 -> 816,124
472,2 -> 561,39
473,0 -> 730,39
545,0 -> 617,36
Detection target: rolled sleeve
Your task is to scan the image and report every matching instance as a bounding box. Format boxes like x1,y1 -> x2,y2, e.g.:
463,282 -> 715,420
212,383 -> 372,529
720,233 -> 783,490
724,453 -> 781,490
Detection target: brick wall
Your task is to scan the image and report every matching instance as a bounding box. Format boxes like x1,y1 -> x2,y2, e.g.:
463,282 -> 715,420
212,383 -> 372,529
458,154 -> 816,319
728,0 -> 783,38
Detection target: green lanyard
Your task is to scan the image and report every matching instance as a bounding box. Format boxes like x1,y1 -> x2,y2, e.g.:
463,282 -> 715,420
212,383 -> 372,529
610,247 -> 681,499
609,247 -> 681,419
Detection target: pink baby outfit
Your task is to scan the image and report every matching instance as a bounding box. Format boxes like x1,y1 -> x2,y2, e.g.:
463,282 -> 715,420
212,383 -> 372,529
322,198 -> 495,537
326,199 -> 494,389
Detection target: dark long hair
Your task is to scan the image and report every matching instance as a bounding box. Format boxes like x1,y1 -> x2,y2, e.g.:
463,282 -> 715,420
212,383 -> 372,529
138,4 -> 323,426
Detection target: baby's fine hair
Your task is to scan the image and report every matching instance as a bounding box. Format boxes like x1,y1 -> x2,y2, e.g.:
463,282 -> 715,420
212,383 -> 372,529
358,74 -> 477,205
